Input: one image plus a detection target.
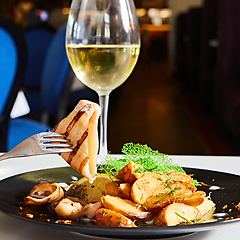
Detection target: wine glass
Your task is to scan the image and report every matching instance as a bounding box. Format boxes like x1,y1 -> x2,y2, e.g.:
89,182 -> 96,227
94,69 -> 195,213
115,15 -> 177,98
65,0 -> 140,162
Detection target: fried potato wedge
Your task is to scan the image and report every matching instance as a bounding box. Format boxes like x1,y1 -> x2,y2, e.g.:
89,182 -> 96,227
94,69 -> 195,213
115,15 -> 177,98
167,171 -> 196,186
143,181 -> 194,211
117,161 -> 143,184
154,203 -> 202,226
103,182 -> 132,200
133,172 -> 146,179
118,183 -> 132,200
131,171 -> 196,205
181,191 -> 206,206
131,172 -> 167,204
102,195 -> 153,221
103,181 -> 121,197
95,208 -> 136,227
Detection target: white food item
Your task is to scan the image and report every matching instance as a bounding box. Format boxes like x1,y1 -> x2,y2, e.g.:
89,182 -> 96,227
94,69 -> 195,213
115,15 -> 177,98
24,183 -> 64,205
53,100 -> 101,183
196,198 -> 216,216
55,198 -> 83,219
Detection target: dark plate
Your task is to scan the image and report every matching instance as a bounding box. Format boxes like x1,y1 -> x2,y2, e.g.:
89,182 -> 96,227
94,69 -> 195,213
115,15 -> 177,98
0,166 -> 240,239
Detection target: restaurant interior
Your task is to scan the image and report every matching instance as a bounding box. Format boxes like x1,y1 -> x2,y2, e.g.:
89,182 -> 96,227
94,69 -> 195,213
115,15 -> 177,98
0,0 -> 240,156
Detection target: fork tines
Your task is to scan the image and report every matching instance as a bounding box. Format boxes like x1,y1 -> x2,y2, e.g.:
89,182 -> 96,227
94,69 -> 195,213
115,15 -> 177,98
39,132 -> 67,138
39,132 -> 72,153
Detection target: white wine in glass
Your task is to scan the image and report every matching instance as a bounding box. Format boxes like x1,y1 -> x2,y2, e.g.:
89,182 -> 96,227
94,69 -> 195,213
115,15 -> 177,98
66,0 -> 140,162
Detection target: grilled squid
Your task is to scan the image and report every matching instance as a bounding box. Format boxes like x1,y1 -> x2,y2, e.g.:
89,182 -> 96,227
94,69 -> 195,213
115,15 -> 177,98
53,100 -> 101,183
55,197 -> 102,219
24,182 -> 64,206
55,197 -> 83,219
76,201 -> 103,219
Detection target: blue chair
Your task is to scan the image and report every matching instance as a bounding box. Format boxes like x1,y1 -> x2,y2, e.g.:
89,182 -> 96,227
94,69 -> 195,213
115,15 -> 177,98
22,25 -> 97,127
23,26 -> 55,116
8,29 -> 73,151
40,25 -> 74,125
0,16 -> 26,151
8,26 -> 74,150
0,16 -> 51,151
22,25 -> 74,127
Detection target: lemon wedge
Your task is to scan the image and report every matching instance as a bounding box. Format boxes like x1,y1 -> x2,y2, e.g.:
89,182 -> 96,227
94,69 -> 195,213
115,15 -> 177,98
66,173 -> 112,203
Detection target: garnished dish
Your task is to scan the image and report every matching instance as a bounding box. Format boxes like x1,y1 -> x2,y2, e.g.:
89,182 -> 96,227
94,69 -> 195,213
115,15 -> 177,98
20,100 -> 216,227
22,142 -> 216,228
1,99 -> 240,238
1,160 -> 240,238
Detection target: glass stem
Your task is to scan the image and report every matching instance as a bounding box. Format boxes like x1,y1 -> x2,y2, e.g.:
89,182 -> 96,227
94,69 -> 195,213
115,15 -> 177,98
98,94 -> 109,163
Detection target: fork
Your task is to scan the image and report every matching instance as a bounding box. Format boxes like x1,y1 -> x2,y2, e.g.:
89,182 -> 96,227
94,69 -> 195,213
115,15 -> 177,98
0,132 -> 72,161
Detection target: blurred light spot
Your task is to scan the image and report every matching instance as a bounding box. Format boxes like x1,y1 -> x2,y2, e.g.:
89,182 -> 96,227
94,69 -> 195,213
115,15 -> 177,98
136,8 -> 147,17
62,7 -> 70,15
38,10 -> 48,22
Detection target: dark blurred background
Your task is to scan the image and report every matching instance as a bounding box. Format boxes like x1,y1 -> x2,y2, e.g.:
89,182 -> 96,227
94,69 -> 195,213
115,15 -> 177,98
1,0 -> 240,156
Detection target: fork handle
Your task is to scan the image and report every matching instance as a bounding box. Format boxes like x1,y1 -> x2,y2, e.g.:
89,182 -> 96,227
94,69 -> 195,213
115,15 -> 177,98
0,149 -> 37,161
0,136 -> 41,161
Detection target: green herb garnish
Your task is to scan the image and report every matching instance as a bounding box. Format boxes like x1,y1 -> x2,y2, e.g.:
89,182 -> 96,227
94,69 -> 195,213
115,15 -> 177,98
98,143 -> 184,174
122,143 -> 185,173
175,212 -> 201,224
97,143 -> 200,186
102,209 -> 108,216
116,217 -> 122,223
